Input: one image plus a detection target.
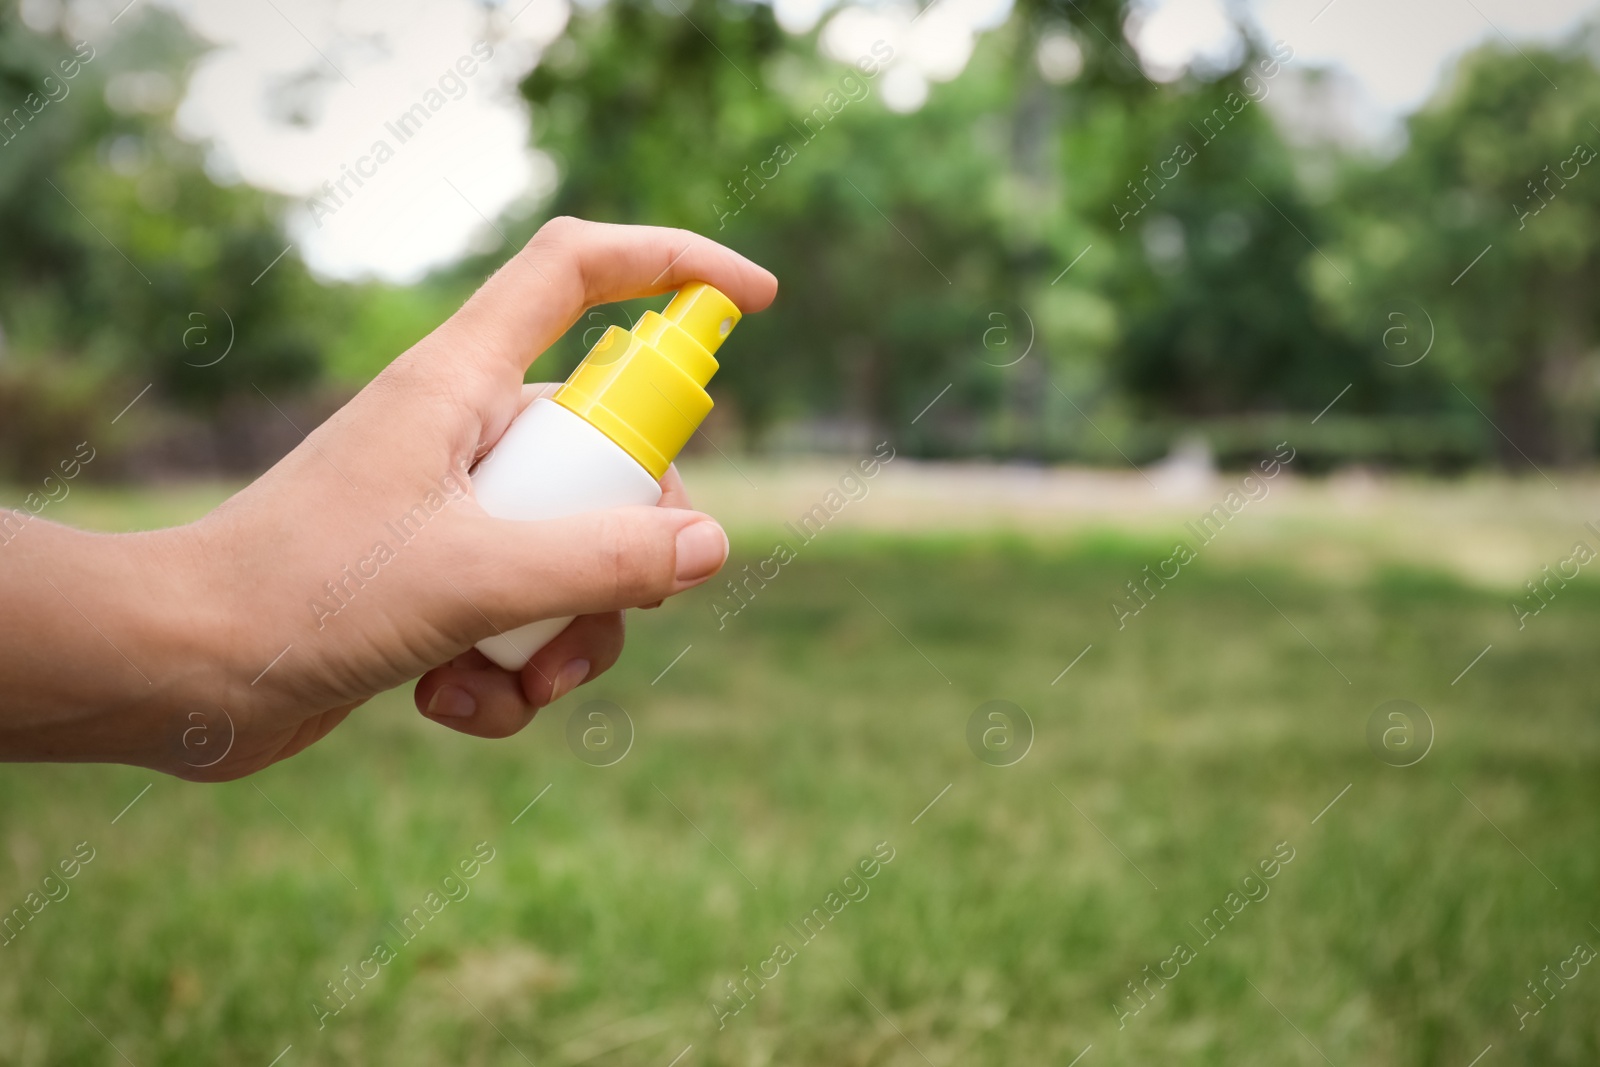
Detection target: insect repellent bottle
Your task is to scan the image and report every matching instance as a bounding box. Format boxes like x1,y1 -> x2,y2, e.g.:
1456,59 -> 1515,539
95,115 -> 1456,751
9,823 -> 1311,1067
470,282 -> 742,671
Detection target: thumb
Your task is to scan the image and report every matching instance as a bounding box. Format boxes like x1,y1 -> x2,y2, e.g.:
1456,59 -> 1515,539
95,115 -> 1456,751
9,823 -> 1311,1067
456,506 -> 730,629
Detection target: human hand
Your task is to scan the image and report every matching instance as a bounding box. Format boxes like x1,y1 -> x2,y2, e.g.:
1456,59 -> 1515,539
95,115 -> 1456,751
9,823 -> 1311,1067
0,219 -> 776,779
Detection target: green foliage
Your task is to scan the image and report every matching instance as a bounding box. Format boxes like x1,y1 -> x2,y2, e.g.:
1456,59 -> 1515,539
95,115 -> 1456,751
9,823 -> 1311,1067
517,0 -> 1011,434
0,9 -> 326,427
6,2 -> 1600,468
0,356 -> 107,481
1071,57 -> 1369,417
510,0 -> 1434,460
1328,36 -> 1600,463
322,282 -> 471,385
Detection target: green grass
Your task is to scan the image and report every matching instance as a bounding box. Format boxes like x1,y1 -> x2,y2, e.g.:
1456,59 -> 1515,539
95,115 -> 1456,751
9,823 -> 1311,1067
2,490 -> 1599,1065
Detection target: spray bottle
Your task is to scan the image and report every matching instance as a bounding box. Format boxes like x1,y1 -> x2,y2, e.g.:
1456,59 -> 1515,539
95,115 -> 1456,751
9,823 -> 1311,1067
469,282 -> 741,670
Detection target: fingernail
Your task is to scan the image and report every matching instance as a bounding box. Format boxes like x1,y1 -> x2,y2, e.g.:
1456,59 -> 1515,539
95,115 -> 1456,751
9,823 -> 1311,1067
675,520 -> 728,583
426,685 -> 476,719
550,659 -> 590,703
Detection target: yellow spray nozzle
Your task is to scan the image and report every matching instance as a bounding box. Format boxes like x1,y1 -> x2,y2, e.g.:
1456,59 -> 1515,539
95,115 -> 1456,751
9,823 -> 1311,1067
553,282 -> 742,480
665,281 -> 741,358
632,282 -> 741,388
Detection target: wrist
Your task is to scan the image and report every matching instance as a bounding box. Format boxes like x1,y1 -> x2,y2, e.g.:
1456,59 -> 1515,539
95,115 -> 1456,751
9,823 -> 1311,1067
125,522 -> 250,769
0,519 -> 237,771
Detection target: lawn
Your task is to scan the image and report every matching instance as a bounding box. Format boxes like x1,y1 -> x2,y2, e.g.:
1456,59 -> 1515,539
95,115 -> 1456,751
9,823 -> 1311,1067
1,466 -> 1597,1066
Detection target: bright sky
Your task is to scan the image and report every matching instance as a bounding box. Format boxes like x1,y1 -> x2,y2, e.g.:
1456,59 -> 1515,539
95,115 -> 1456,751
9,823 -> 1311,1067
1247,0 -> 1596,113
52,0 -> 1600,282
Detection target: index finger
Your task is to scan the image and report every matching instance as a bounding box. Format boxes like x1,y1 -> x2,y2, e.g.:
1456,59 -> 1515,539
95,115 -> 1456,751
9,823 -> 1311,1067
443,218 -> 778,377
658,464 -> 692,510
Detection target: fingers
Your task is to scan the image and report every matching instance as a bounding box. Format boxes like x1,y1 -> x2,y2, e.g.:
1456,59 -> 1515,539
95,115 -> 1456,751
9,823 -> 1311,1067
416,650 -> 534,739
443,218 -> 778,377
456,505 -> 728,632
414,613 -> 622,738
523,611 -> 625,706
658,464 -> 692,510
642,465 -> 691,609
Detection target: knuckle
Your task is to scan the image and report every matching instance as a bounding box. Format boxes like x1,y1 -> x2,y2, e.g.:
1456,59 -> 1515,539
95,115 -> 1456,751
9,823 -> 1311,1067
590,611 -> 627,670
663,229 -> 703,271
596,511 -> 664,604
524,215 -> 590,302
532,215 -> 586,249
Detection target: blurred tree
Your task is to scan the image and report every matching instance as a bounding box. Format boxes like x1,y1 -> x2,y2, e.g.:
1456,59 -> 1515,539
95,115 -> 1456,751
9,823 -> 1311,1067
6,0 -> 1595,474
1327,37 -> 1600,465
1065,54 -> 1372,420
514,0 -> 1002,444
510,0 -> 1376,462
0,7 -> 328,472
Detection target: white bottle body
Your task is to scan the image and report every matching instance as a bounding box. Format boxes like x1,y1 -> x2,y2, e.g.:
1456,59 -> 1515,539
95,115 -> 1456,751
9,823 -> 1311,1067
471,398 -> 662,670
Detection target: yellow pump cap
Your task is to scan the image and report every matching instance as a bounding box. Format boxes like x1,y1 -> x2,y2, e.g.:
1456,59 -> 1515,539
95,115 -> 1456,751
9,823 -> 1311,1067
553,282 -> 742,479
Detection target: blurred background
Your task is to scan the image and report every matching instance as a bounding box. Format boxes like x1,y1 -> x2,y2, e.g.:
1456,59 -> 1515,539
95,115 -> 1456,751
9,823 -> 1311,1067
3,0 -> 1600,1064
5,0 -> 1600,473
